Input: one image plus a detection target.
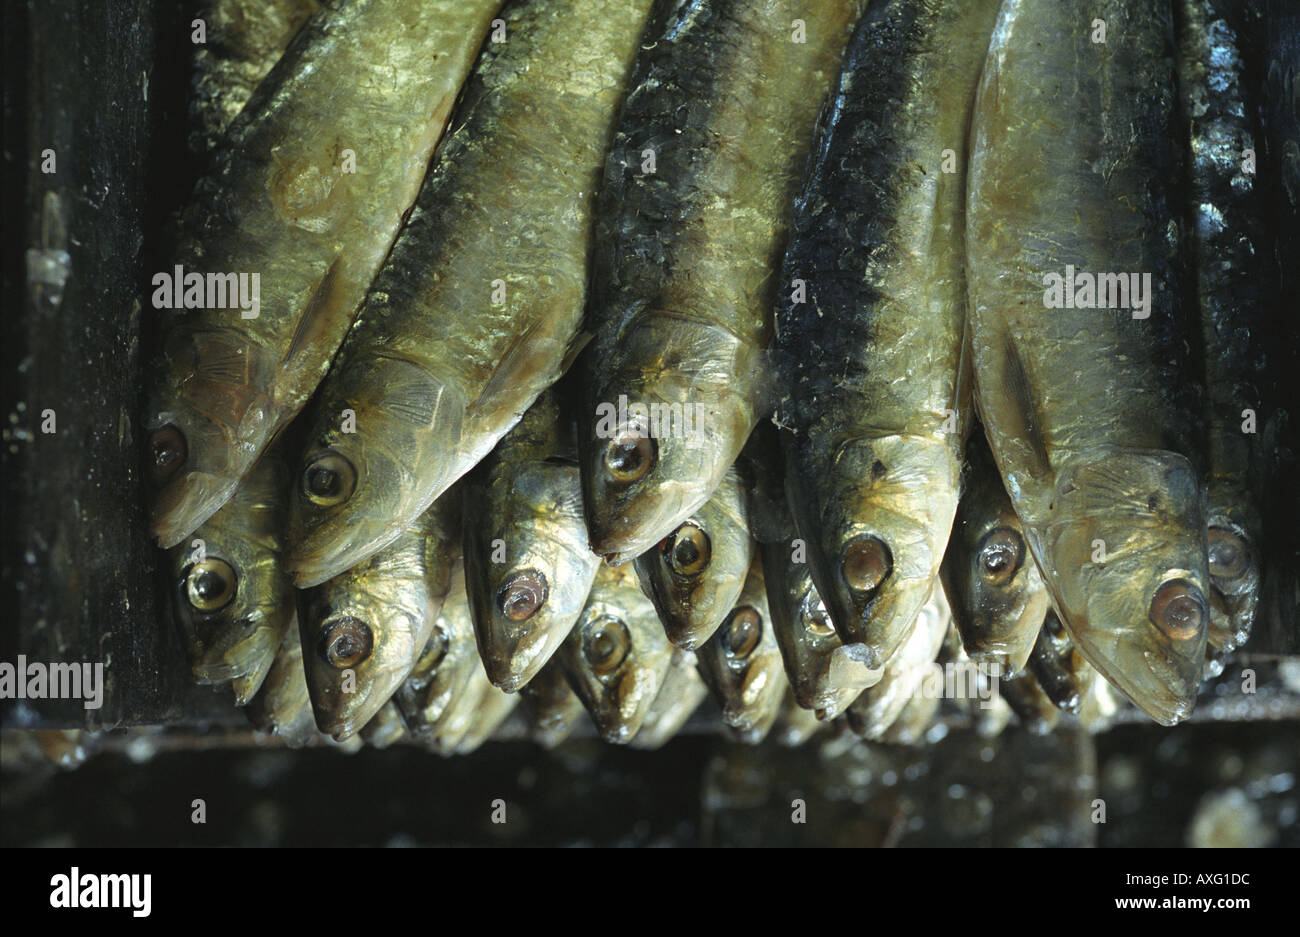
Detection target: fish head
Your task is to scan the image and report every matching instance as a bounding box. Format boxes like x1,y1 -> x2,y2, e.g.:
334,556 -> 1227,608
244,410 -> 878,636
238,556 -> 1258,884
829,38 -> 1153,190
579,318 -> 759,564
286,356 -> 467,587
845,589 -> 949,738
1033,449 -> 1210,726
796,433 -> 960,669
297,540 -> 435,740
1204,511 -> 1260,652
167,467 -> 293,686
632,489 -> 752,649
558,564 -> 673,743
694,562 -> 786,742
758,543 -> 879,717
942,486 -> 1048,675
464,461 -> 601,691
146,329 -> 278,547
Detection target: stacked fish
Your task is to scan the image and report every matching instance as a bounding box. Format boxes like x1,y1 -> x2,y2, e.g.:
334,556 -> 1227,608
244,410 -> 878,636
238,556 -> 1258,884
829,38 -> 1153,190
145,0 -> 1298,752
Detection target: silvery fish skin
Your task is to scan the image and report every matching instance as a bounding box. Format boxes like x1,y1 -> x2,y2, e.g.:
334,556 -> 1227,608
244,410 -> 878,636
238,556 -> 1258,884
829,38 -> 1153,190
634,467 -> 752,650
246,618 -> 320,749
454,673 -> 520,755
285,0 -> 656,587
520,659 -> 589,749
747,428 -> 879,717
845,585 -> 950,740
147,0 -> 503,548
463,391 -> 601,691
360,701 -> 408,749
578,0 -> 864,565
998,667 -> 1060,735
190,0 -> 321,155
166,451 -> 292,686
1175,0 -> 1267,653
941,428 -> 1048,674
297,497 -> 459,740
967,0 -> 1210,725
1027,609 -> 1097,714
631,649 -> 708,750
774,0 -> 998,668
558,561 -> 674,743
878,690 -> 940,746
1077,675 -> 1120,733
394,562 -> 486,754
695,558 -> 788,742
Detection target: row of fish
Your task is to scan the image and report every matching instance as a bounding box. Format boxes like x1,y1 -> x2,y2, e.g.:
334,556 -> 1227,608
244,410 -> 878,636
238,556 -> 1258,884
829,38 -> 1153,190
149,0 -> 1297,748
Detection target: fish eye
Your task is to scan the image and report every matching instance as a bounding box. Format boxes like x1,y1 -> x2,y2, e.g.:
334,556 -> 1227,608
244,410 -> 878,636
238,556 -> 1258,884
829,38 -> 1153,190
663,522 -> 710,577
319,616 -> 374,669
497,569 -> 549,621
581,615 -> 630,675
1147,578 -> 1206,641
798,589 -> 836,637
977,527 -> 1024,584
842,535 -> 892,595
723,606 -> 762,660
603,427 -> 656,484
301,451 -> 356,507
149,424 -> 187,485
184,559 -> 237,613
421,625 -> 450,670
1207,527 -> 1250,581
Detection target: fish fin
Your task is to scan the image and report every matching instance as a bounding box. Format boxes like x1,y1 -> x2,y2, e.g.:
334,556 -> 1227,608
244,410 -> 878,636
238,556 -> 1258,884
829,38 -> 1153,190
995,333 -> 1051,480
559,329 -> 593,376
282,256 -> 349,367
368,356 -> 455,429
192,337 -> 251,386
474,317 -> 563,420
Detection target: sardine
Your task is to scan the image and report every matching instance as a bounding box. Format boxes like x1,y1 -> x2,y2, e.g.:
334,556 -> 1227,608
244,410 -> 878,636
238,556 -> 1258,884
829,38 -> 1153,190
578,0 -> 864,565
190,0 -> 321,154
558,561 -> 674,743
394,561 -> 486,754
246,618 -> 319,749
633,466 -> 752,650
520,660 -> 589,750
771,690 -> 828,747
454,675 -> 520,755
360,701 -> 408,750
229,658 -> 273,708
147,0 -> 504,548
165,450 -> 292,686
747,427 -> 879,718
284,0 -> 657,587
774,0 -> 999,668
1175,0 -> 1268,653
462,390 -> 601,691
695,557 -> 787,743
630,649 -> 708,750
845,585 -> 950,740
297,496 -> 459,740
941,428 -> 1048,674
997,667 -> 1060,735
967,0 -> 1211,724
1027,609 -> 1096,714
878,691 -> 940,746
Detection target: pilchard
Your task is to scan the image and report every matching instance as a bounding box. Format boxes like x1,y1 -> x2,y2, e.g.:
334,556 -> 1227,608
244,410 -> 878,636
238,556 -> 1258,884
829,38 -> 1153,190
520,660 -> 589,750
578,0 -> 864,564
558,561 -> 674,743
454,674 -> 520,755
394,562 -> 488,754
774,0 -> 999,668
190,0 -> 321,154
462,390 -> 601,691
1175,0 -> 1268,653
998,668 -> 1060,735
695,557 -> 787,743
147,0 -> 504,548
360,701 -> 408,750
246,618 -> 319,749
747,427 -> 879,718
845,585 -> 950,740
284,0 -> 657,587
633,467 -> 752,650
631,649 -> 708,750
941,428 -> 1048,674
967,0 -> 1211,724
878,690 -> 940,746
297,496 -> 459,740
165,450 -> 292,686
771,690 -> 828,747
1027,609 -> 1096,713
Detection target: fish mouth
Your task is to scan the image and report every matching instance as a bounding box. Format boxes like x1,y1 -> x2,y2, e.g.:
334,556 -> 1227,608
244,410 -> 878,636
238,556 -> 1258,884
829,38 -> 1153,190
152,470 -> 242,548
481,629 -> 553,692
